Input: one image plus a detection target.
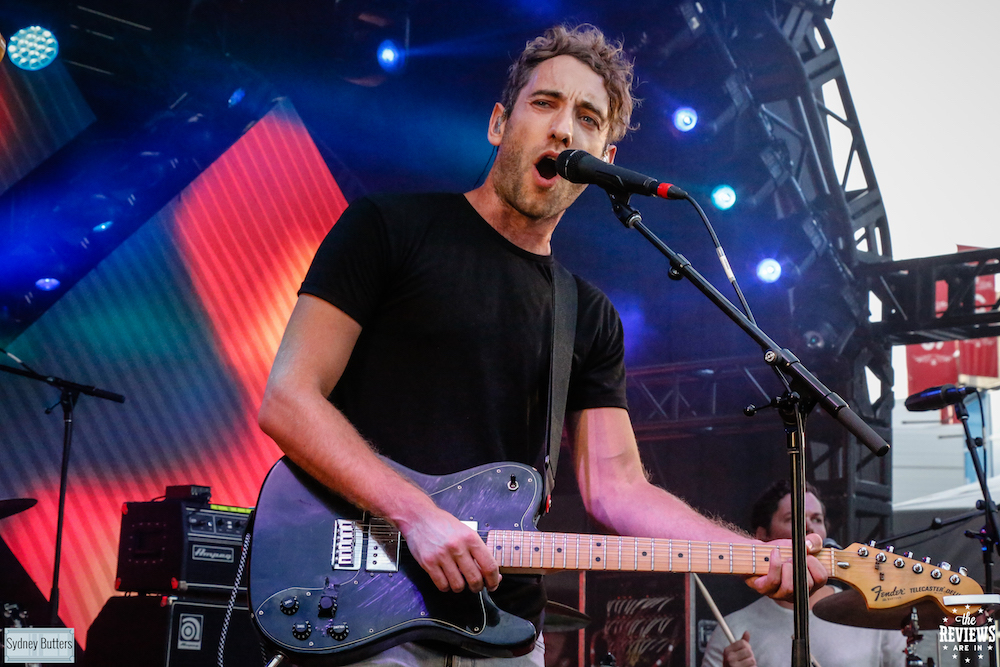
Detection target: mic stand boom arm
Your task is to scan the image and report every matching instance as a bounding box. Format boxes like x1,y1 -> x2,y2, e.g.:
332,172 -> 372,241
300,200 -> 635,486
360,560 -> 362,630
606,192 -> 889,667
0,363 -> 125,626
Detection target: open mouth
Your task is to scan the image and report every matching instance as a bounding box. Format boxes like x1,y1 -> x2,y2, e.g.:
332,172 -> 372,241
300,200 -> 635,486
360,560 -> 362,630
535,156 -> 558,180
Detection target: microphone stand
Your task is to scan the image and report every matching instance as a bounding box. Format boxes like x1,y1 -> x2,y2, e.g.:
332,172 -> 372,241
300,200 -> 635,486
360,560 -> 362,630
605,191 -> 888,667
0,363 -> 125,625
953,399 -> 1000,595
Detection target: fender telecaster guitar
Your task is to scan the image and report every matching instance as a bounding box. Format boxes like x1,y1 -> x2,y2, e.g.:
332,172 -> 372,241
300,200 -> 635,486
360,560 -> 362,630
248,457 -> 982,665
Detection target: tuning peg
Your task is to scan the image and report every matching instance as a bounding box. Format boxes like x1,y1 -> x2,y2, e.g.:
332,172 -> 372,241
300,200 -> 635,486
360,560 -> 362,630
922,556 -> 932,563
939,561 -> 951,571
903,551 -> 913,559
886,545 -> 895,553
959,567 -> 969,577
868,540 -> 877,547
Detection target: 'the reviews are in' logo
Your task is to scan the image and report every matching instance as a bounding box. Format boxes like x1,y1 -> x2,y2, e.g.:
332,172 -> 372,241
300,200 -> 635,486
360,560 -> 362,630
938,606 -> 997,663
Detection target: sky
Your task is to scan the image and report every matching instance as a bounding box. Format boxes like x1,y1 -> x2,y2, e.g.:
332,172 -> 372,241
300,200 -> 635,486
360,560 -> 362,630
830,1 -> 1000,400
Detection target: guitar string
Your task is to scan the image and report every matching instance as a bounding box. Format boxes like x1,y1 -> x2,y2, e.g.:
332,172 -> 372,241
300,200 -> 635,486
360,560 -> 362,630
350,525 -> 966,581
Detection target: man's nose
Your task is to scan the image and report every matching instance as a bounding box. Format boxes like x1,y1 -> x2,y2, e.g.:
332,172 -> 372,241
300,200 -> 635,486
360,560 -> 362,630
550,108 -> 573,146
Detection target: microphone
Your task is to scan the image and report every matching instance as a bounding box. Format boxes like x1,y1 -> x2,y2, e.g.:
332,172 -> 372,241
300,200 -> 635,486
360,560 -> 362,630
904,384 -> 977,412
556,150 -> 688,200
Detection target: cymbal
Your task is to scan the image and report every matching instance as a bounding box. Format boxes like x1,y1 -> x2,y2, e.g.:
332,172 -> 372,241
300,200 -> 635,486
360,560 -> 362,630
0,498 -> 37,520
813,588 -> 968,630
543,601 -> 591,632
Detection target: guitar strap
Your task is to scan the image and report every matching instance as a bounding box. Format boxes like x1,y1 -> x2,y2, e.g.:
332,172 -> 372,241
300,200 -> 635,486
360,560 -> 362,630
542,263 -> 577,515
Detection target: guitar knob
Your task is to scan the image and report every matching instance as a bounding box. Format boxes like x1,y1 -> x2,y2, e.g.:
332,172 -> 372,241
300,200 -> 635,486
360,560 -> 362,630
318,595 -> 338,618
940,561 -> 951,571
280,597 -> 299,615
291,621 -> 312,640
327,623 -> 350,641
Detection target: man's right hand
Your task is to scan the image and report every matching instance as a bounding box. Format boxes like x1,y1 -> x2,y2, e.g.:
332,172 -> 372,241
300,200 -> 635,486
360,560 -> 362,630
722,631 -> 756,667
399,505 -> 502,594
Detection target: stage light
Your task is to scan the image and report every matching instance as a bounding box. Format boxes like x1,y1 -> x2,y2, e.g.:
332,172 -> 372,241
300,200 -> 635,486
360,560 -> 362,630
227,88 -> 246,108
711,185 -> 736,210
377,39 -> 405,73
672,107 -> 698,132
1,32 -> 6,64
35,278 -> 60,291
7,26 -> 59,71
756,258 -> 782,283
93,221 -> 114,233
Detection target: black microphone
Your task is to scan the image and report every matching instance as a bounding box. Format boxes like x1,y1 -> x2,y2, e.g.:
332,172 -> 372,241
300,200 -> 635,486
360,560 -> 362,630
904,384 -> 977,412
556,150 -> 688,199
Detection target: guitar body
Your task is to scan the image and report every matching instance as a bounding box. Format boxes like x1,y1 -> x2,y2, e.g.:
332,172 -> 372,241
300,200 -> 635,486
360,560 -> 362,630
248,457 -> 544,665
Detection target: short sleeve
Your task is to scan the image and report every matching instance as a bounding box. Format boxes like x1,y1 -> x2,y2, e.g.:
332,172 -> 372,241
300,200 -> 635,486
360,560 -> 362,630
566,276 -> 628,412
299,196 -> 393,327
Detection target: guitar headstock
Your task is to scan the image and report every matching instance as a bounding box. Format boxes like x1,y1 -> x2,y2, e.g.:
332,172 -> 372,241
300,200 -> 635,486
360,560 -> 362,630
822,543 -> 983,625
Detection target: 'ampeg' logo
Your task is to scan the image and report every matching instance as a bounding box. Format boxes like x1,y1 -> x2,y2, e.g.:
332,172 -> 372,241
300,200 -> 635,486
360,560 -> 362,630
192,545 -> 235,563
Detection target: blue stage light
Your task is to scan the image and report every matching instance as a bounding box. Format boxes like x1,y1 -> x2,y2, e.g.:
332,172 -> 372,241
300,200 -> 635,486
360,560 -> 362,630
227,88 -> 246,107
35,278 -> 60,291
377,39 -> 405,73
7,26 -> 59,71
672,107 -> 698,133
756,259 -> 782,284
711,185 -> 737,210
93,221 -> 114,233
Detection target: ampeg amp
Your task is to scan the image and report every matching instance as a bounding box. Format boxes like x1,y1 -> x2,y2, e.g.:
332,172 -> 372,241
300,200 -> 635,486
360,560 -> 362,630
115,492 -> 253,596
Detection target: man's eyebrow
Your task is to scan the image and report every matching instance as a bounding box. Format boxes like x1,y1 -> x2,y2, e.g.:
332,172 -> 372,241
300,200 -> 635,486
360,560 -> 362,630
529,88 -> 608,124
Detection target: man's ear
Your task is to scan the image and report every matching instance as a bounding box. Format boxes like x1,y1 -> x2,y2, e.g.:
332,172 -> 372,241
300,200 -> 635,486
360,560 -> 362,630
488,103 -> 506,147
603,144 -> 617,164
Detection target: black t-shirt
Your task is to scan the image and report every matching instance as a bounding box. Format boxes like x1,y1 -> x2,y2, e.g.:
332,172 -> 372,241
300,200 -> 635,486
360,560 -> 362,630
299,192 -> 629,629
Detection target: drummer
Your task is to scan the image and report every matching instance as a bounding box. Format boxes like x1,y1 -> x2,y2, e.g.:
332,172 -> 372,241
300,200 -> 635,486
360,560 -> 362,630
701,480 -> 906,667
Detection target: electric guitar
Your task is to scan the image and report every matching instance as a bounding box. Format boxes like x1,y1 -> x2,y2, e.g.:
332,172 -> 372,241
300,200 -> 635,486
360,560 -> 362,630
248,458 -> 983,665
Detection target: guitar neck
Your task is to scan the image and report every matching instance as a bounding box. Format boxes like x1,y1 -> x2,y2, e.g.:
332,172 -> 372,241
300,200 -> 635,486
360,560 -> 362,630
487,530 -> 834,576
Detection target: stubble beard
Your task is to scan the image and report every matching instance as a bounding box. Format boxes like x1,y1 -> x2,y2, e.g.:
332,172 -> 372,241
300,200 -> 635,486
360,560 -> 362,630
491,140 -> 584,222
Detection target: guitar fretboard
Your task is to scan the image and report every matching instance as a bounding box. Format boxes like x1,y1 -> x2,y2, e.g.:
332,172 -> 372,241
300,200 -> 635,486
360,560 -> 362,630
485,530 -> 836,576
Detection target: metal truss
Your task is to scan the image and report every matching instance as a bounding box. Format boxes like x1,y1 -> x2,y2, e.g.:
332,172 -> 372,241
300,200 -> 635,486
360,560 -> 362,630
626,356 -> 786,441
751,1 -> 894,544
863,247 -> 1000,345
642,1 -> 896,542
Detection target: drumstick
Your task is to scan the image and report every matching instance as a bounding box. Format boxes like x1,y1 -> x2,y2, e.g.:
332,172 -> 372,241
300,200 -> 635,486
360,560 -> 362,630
691,573 -> 823,667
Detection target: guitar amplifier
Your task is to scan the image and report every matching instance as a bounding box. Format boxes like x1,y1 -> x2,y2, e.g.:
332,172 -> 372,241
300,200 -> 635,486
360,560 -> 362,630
115,497 -> 253,596
85,595 -> 259,667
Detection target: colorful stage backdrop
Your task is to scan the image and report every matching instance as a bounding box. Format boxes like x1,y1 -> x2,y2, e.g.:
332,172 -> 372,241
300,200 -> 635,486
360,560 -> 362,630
0,98 -> 348,645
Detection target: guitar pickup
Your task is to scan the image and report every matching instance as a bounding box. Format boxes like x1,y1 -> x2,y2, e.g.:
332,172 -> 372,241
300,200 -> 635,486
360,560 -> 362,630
366,517 -> 401,572
333,518 -> 363,571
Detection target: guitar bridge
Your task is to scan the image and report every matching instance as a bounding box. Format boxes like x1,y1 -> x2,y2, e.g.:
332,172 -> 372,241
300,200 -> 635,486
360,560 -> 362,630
333,518 -> 363,571
366,517 -> 401,572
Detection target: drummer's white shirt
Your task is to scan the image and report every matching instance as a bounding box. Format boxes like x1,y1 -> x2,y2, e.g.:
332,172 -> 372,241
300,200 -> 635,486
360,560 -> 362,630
701,596 -> 907,667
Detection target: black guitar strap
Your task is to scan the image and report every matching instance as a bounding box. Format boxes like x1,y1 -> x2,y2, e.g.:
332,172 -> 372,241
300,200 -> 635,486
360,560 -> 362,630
542,263 -> 577,515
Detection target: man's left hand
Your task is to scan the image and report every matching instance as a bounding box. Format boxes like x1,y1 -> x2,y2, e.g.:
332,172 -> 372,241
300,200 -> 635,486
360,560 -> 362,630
744,532 -> 828,600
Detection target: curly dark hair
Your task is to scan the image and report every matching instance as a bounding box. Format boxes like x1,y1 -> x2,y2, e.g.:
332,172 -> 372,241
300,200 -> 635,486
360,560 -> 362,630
749,479 -> 824,534
499,24 -> 637,144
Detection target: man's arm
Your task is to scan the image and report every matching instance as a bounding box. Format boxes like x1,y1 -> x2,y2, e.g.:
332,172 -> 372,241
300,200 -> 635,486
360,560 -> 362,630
567,406 -> 827,599
258,294 -> 500,594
